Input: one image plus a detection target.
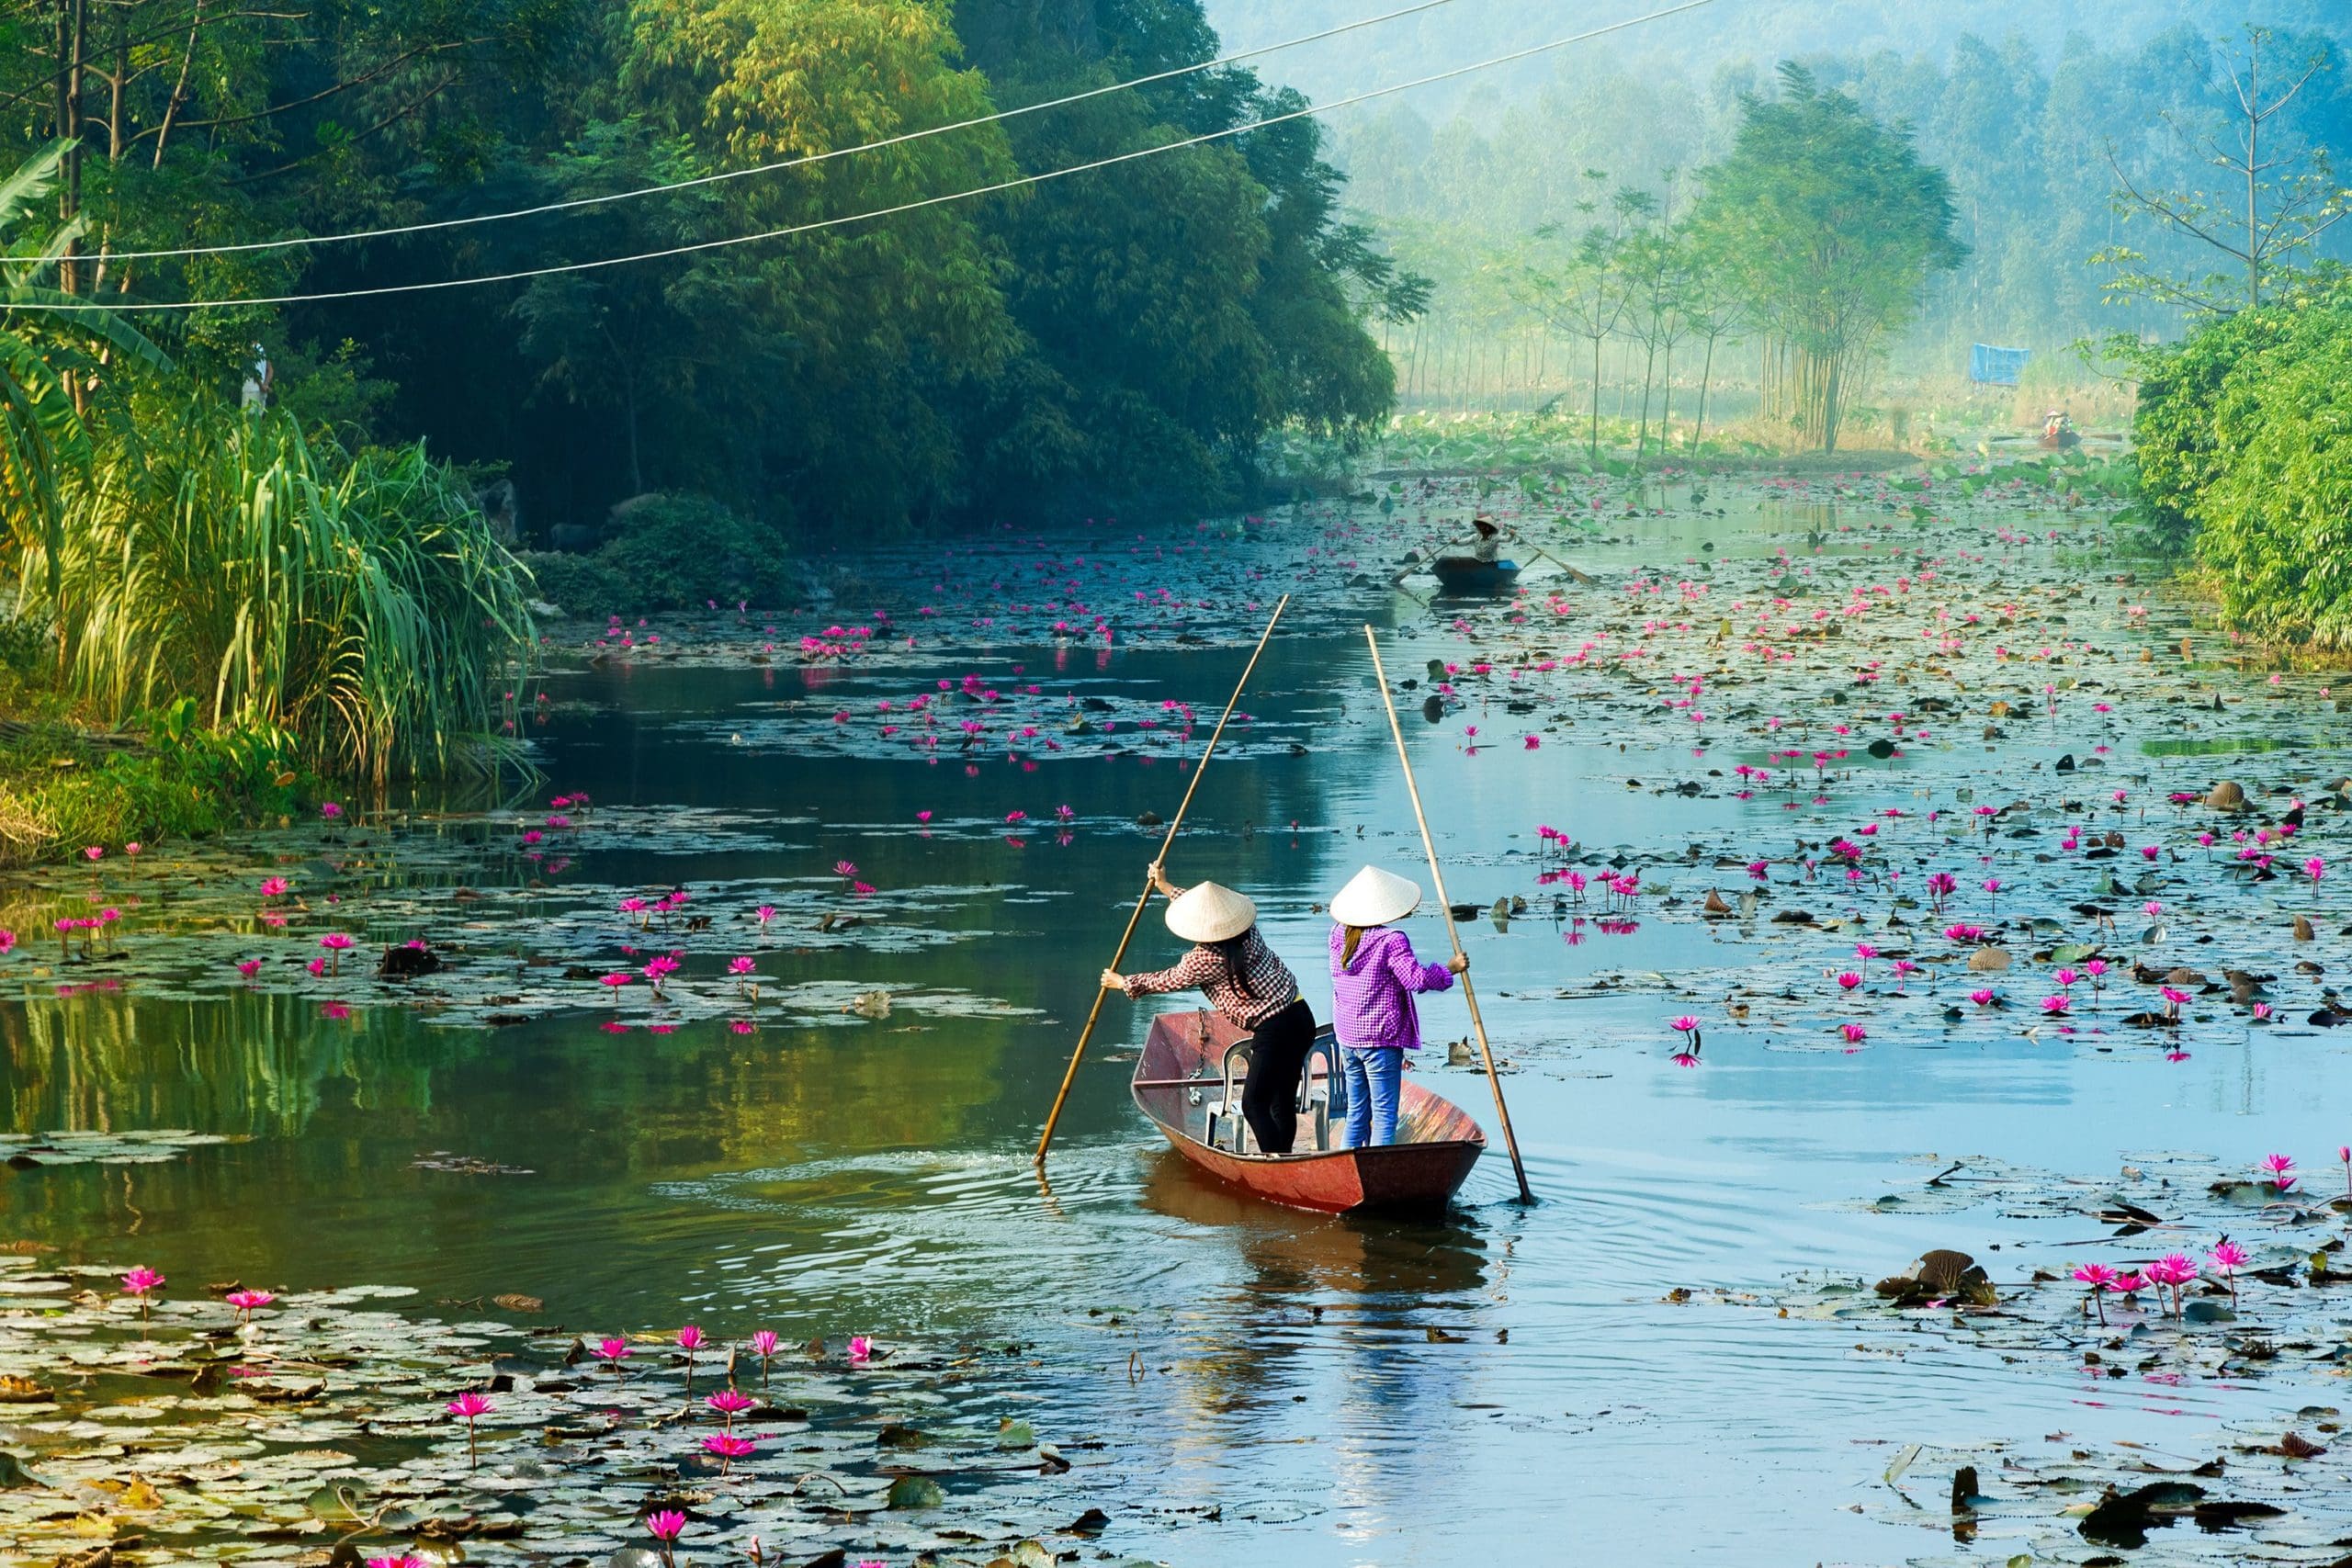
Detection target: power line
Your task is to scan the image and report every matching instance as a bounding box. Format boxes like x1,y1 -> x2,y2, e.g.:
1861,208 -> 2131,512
58,0 -> 1464,265
14,0 -> 1715,315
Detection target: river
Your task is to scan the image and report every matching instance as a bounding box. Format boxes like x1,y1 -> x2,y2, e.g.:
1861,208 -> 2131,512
7,473 -> 2351,1564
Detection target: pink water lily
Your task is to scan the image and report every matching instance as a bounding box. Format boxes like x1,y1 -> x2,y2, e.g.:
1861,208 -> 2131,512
2072,1262 -> 2117,1323
2210,1240 -> 2248,1306
646,1508 -> 686,1567
2263,1152 -> 2298,1192
2144,1252 -> 2199,1317
121,1266 -> 164,1325
447,1391 -> 493,1465
702,1431 -> 758,1472
225,1289 -> 274,1320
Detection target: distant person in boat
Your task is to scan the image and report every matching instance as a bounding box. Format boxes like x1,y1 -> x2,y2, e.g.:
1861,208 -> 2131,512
2042,408 -> 2073,441
1462,517 -> 1504,565
1326,866 -> 1465,1148
1102,868 -> 1318,1156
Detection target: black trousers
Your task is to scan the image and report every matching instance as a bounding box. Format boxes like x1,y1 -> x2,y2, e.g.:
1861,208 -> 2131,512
1239,998 -> 1316,1155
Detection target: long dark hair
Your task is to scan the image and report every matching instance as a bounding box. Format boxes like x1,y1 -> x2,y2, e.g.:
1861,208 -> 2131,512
1340,925 -> 1368,966
1205,929 -> 1258,999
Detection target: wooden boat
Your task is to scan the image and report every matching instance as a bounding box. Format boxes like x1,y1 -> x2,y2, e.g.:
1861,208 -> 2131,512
1130,1009 -> 1486,1215
1430,557 -> 1521,594
2038,428 -> 2082,449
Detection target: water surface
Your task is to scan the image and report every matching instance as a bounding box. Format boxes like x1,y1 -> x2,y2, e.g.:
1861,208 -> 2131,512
6,485 -> 2346,1565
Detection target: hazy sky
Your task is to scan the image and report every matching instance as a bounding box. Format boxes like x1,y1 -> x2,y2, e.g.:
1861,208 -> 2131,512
1198,0 -> 2349,119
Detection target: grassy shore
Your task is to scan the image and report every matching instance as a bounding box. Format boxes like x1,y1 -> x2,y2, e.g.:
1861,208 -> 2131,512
0,625 -> 310,869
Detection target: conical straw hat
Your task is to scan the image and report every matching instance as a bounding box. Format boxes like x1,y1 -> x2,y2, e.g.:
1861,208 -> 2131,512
1165,881 -> 1257,943
1328,864 -> 1423,928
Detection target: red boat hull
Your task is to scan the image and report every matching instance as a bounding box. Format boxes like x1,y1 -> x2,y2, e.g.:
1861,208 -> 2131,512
1131,1010 -> 1486,1215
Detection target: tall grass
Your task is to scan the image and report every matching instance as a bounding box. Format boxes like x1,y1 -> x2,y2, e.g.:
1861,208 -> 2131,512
38,405 -> 536,782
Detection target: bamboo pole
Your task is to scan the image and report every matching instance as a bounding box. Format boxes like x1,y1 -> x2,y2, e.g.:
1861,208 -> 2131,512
1362,625 -> 1535,1203
1034,595 -> 1291,1168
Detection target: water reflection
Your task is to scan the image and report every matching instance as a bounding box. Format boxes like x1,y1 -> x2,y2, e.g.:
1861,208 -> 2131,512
9,502 -> 2352,1562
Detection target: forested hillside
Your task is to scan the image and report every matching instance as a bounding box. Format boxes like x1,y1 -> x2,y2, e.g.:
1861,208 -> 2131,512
1,0 -> 1416,540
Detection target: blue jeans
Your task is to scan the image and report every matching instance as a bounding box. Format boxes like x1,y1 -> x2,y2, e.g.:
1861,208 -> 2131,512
1342,1047 -> 1403,1147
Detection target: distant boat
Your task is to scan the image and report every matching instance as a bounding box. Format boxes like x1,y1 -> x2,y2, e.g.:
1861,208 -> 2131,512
1429,557 -> 1521,594
1130,1010 -> 1486,1215
2038,429 -> 2082,450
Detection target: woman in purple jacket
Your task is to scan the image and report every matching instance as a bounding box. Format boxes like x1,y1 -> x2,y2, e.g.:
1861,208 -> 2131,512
1326,865 -> 1466,1148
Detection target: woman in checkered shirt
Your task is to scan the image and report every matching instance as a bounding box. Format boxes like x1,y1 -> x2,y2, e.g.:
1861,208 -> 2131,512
1102,863 -> 1317,1155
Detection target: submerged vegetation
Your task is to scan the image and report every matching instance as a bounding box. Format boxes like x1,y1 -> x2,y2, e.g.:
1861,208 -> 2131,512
0,1252 -> 1091,1564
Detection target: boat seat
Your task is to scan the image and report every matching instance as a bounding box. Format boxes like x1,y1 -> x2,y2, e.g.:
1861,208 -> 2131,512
1299,1037 -> 1339,1153
1199,1038 -> 1343,1155
1203,1043 -> 1251,1153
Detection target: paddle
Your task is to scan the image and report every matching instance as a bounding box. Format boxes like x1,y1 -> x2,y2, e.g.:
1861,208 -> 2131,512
1515,536 -> 1596,585
1362,624 -> 1536,1204
1033,594 -> 1292,1170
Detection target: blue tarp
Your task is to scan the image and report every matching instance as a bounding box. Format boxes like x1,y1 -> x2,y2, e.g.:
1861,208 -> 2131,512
1970,344 -> 2030,385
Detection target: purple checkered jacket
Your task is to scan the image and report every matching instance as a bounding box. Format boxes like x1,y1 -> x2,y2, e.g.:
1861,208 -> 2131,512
1327,925 -> 1453,1051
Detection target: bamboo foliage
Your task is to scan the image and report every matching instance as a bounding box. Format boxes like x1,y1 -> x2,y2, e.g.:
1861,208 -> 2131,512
1690,65 -> 1965,452
0,141 -> 172,624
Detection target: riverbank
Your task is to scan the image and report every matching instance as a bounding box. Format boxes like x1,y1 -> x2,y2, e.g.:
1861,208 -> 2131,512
0,637 -> 310,870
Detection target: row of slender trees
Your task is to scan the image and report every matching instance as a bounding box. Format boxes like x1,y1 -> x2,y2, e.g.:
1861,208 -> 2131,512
1453,64 -> 1962,457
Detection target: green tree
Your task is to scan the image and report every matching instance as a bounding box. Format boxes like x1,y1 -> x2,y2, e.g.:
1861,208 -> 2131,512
1675,233 -> 1747,450
1693,63 -> 1965,451
0,142 -> 169,647
1614,182 -> 1697,466
1502,169 -> 1633,458
2188,296 -> 2352,646
2096,26 -> 2352,313
618,0 -> 1021,529
508,121 -> 729,498
2117,303 -> 2294,557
